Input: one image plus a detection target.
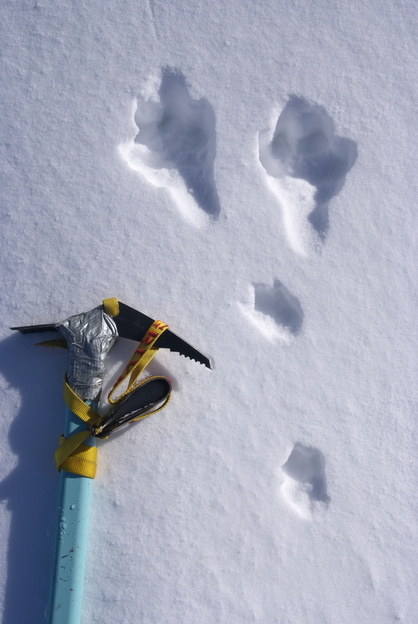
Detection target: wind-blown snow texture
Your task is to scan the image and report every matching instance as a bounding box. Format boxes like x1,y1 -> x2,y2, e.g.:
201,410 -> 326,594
1,1 -> 417,623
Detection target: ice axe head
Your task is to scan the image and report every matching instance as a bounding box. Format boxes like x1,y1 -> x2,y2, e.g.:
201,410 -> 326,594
11,298 -> 212,403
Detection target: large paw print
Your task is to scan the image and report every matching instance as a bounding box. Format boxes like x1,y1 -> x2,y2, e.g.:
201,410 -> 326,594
259,95 -> 357,254
281,443 -> 330,519
238,279 -> 303,342
120,67 -> 220,227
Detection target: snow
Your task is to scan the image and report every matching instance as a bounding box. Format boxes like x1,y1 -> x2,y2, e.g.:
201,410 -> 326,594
1,0 -> 417,622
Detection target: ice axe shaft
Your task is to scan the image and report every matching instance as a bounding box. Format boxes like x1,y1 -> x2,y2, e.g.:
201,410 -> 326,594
50,408 -> 96,624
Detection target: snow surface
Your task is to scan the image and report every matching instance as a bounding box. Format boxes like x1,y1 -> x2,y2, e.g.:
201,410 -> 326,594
1,0 -> 417,622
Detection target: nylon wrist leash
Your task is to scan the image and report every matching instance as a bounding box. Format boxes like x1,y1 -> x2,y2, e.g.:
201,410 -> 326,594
55,305 -> 172,479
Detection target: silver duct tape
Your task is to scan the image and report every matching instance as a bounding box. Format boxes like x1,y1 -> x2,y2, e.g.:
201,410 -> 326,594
58,306 -> 118,401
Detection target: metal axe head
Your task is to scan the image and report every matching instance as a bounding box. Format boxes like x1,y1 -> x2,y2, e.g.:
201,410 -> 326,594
11,298 -> 212,400
11,299 -> 212,367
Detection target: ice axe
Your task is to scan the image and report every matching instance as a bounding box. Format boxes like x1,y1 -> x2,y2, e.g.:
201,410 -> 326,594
11,298 -> 211,624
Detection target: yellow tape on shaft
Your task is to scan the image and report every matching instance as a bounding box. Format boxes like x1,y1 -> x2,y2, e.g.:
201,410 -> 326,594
54,381 -> 102,478
55,433 -> 98,479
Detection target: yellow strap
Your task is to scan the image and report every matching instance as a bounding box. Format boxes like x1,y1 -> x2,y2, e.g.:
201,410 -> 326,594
55,311 -> 171,478
55,382 -> 103,478
103,297 -> 120,317
64,380 -> 102,426
108,320 -> 169,404
55,434 -> 98,479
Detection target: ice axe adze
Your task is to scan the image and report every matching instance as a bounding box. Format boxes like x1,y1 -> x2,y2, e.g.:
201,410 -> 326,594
11,298 -> 211,624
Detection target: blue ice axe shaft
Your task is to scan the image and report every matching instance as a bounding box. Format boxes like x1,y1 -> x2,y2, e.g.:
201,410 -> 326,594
49,408 -> 96,624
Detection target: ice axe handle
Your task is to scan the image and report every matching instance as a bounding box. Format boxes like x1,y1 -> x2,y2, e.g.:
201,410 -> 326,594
49,406 -> 96,624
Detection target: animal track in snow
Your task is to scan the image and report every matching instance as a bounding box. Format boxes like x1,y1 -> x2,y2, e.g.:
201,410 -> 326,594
281,443 -> 330,519
238,280 -> 303,342
259,95 -> 357,255
120,68 -> 220,227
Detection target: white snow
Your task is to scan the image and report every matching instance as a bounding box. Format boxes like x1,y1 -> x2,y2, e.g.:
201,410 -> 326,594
1,0 -> 417,622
